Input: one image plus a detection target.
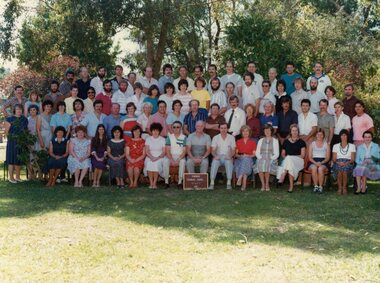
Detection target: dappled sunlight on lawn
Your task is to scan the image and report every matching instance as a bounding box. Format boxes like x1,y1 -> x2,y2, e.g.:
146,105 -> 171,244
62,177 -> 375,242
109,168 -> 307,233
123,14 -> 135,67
0,181 -> 379,259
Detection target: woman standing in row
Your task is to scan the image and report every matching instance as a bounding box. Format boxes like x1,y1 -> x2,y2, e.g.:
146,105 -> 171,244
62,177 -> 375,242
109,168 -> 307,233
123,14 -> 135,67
5,104 -> 28,183
91,124 -> 108,188
107,126 -> 126,188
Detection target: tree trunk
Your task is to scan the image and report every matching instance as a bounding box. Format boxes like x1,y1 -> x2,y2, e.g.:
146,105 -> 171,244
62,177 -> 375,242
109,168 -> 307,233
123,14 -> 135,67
152,0 -> 171,78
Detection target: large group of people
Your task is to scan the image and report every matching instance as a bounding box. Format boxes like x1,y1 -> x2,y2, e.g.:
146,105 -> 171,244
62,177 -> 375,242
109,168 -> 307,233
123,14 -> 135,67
2,61 -> 379,193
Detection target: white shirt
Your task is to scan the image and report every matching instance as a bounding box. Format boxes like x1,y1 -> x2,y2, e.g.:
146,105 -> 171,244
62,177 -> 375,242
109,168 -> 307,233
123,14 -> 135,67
173,77 -> 195,93
259,92 -> 276,114
291,90 -> 309,114
333,143 -> 356,160
137,113 -> 150,131
210,90 -> 227,109
83,98 -> 94,113
145,136 -> 166,157
224,107 -> 246,137
242,84 -> 261,107
64,96 -> 81,115
90,76 -> 104,95
256,137 -> 280,160
173,93 -> 192,114
220,73 -> 243,96
112,90 -> 133,114
253,72 -> 264,95
327,97 -> 339,115
167,133 -> 186,156
306,74 -> 332,94
298,111 -> 318,135
334,113 -> 351,135
211,133 -> 236,155
126,94 -> 146,116
159,94 -> 174,113
308,91 -> 327,113
138,76 -> 158,90
270,79 -> 278,96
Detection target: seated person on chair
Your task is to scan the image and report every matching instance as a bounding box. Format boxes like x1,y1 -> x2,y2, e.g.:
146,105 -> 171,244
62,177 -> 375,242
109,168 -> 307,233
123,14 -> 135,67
163,121 -> 187,188
307,129 -> 330,193
209,122 -> 236,190
186,121 -> 211,174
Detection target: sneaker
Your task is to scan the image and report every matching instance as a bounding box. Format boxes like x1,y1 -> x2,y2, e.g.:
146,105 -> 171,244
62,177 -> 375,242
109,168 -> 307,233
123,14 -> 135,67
318,186 -> 323,193
208,184 -> 214,190
313,185 -> 319,193
60,178 -> 68,183
226,184 -> 232,190
56,178 -> 61,184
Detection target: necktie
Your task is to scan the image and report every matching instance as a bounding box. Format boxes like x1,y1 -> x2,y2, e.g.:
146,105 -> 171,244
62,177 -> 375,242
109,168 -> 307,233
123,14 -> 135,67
227,109 -> 234,129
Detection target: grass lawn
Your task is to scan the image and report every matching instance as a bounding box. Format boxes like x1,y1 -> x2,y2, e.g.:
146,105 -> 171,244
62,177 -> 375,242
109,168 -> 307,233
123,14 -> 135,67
0,179 -> 379,282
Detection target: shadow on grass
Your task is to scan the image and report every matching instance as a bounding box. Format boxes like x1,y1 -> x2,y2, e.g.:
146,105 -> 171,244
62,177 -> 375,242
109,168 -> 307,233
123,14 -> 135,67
0,180 -> 379,257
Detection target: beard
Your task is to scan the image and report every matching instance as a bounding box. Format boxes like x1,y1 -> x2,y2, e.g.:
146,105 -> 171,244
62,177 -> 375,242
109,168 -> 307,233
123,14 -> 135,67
98,73 -> 106,79
310,86 -> 317,91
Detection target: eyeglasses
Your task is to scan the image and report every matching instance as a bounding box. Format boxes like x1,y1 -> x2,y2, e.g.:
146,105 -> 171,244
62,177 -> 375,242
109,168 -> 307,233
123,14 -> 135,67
172,126 -> 181,129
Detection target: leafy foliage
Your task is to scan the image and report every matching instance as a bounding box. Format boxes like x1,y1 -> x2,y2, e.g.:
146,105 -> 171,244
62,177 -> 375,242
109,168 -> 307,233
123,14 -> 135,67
8,120 -> 37,165
15,0 -> 118,72
0,67 -> 46,98
0,0 -> 22,59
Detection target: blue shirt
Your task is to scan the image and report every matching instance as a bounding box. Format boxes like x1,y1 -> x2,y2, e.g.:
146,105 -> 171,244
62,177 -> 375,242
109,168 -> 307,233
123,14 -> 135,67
184,108 -> 208,134
166,112 -> 185,125
277,109 -> 298,137
280,73 -> 302,95
259,114 -> 279,130
80,112 -> 106,138
50,112 -> 72,131
103,114 -> 124,139
143,97 -> 159,114
158,75 -> 173,94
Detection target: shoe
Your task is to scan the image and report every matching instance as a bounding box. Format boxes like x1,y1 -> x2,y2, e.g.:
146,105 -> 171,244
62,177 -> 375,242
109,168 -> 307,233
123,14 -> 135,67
287,189 -> 293,193
354,190 -> 360,195
313,185 -> 319,193
226,185 -> 232,190
208,185 -> 214,190
360,191 -> 367,194
177,183 -> 182,190
15,178 -> 23,182
165,183 -> 170,189
318,186 -> 323,193
56,178 -> 61,184
8,179 -> 17,184
260,187 -> 265,191
60,178 -> 68,183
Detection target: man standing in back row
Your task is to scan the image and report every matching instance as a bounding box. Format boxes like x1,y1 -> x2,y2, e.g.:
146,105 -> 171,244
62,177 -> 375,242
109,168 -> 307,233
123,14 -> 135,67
306,62 -> 331,94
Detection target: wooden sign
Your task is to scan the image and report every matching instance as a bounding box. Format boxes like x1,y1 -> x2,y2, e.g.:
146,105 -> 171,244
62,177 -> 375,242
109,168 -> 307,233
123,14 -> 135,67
183,173 -> 209,190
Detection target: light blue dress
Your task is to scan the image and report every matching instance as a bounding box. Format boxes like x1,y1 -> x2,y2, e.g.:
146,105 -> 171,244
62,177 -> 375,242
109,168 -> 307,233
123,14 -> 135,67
67,138 -> 91,173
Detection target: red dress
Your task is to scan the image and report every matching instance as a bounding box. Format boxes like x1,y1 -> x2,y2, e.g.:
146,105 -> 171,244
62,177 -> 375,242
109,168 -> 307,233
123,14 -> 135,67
127,138 -> 145,169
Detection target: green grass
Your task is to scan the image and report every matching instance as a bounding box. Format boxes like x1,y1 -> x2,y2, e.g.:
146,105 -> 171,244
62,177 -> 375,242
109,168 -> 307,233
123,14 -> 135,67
0,180 -> 379,282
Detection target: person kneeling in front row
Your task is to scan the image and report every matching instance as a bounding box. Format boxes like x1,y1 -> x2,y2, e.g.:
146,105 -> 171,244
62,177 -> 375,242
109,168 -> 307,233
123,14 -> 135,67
209,123 -> 236,190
